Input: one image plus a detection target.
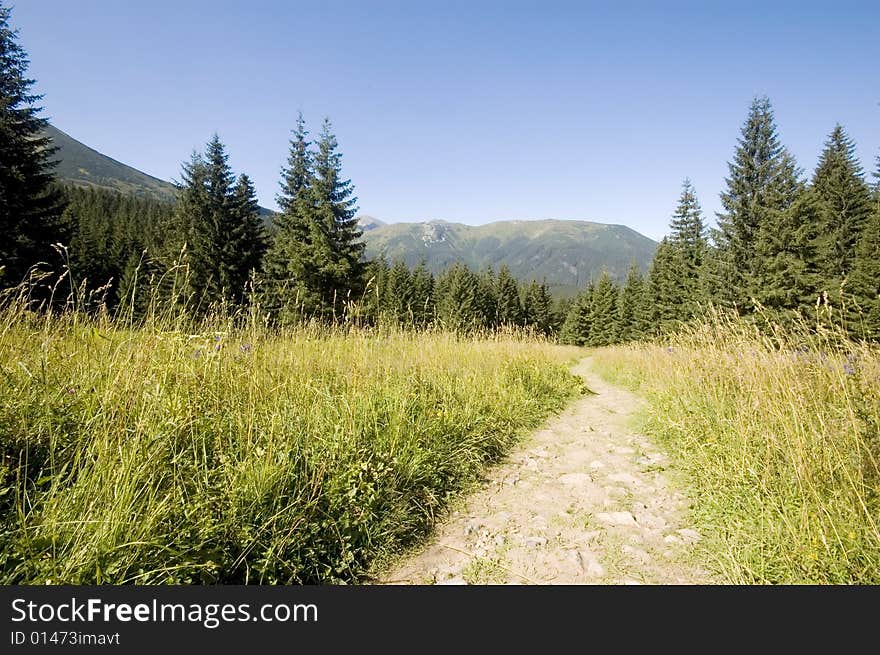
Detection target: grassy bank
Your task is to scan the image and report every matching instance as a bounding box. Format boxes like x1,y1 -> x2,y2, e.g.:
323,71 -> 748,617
592,313 -> 880,584
0,303 -> 582,584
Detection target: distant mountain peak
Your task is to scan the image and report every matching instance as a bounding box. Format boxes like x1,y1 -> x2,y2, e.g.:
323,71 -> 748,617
44,124 -> 179,203
358,217 -> 657,296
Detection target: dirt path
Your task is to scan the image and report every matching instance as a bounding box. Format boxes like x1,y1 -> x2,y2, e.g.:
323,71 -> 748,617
379,356 -> 713,585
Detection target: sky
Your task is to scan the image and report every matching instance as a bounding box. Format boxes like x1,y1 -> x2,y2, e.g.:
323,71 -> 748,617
11,0 -> 880,240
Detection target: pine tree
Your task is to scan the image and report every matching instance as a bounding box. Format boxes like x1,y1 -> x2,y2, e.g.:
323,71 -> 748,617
436,263 -> 482,332
477,268 -> 498,328
667,179 -> 708,317
168,150 -> 210,303
522,280 -> 553,335
714,97 -> 801,309
753,188 -> 822,319
495,265 -> 523,326
229,174 -> 267,303
360,255 -> 389,326
849,195 -> 880,340
303,119 -> 365,319
0,2 -> 64,286
410,259 -> 435,327
384,259 -> 414,324
560,285 -> 592,346
644,238 -> 681,334
617,263 -> 647,342
812,125 -> 873,291
587,271 -> 619,346
167,136 -> 263,310
262,113 -> 313,318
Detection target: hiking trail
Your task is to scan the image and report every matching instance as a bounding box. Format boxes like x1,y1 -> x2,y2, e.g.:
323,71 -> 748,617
379,356 -> 713,585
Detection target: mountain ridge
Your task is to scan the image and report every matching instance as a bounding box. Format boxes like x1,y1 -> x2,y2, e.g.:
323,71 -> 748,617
43,125 -> 657,293
358,216 -> 657,295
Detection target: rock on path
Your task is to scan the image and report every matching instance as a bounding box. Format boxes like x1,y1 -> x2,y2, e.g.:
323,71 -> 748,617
377,356 -> 712,585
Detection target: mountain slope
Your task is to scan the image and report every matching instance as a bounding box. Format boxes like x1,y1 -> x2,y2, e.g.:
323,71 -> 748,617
359,218 -> 657,294
44,124 -> 179,203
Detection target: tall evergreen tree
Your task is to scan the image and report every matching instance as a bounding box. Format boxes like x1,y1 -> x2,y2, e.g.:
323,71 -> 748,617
303,119 -> 365,319
262,113 -> 313,317
360,255 -> 389,325
168,151 -> 210,302
812,125 -> 873,289
436,263 -> 483,332
667,179 -> 708,317
713,96 -> 801,309
384,258 -> 414,324
587,271 -> 619,346
0,2 -> 64,286
617,263 -> 647,342
168,136 -> 263,310
849,194 -> 880,340
477,267 -> 498,328
410,259 -> 435,327
560,285 -> 593,346
522,280 -> 553,335
229,173 -> 267,302
753,188 -> 823,319
495,265 -> 523,326
644,238 -> 681,334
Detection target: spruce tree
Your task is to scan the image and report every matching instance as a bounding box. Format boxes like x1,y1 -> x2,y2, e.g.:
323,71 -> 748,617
361,255 -> 389,325
495,265 -> 523,326
645,238 -> 681,334
304,119 -> 365,319
0,2 -> 64,286
560,285 -> 592,346
587,271 -> 619,346
410,259 -> 435,327
477,268 -> 498,328
617,263 -> 646,342
522,280 -> 553,335
384,258 -> 414,325
667,179 -> 708,317
169,151 -> 210,303
753,188 -> 822,319
714,97 -> 801,309
169,136 -> 262,310
262,113 -> 313,317
849,196 -> 880,340
812,125 -> 873,290
230,174 -> 267,302
436,263 -> 482,332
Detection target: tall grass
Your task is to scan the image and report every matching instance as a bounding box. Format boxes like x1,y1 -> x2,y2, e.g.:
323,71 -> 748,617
592,310 -> 880,584
0,289 -> 582,584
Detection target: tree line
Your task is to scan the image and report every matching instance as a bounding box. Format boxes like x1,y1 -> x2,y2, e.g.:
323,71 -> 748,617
1,2 -> 878,340
558,97 -> 880,345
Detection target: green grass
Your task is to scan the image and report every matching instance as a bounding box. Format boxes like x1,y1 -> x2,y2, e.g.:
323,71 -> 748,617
592,311 -> 880,584
0,300 -> 582,584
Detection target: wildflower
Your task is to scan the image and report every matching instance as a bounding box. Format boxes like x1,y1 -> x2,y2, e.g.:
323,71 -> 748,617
240,343 -> 253,354
192,348 -> 203,359
843,362 -> 855,376
666,346 -> 673,353
67,387 -> 76,394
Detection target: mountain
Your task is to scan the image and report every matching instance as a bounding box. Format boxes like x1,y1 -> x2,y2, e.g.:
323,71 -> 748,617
43,125 -> 274,216
44,124 -> 179,203
358,218 -> 657,295
357,215 -> 385,232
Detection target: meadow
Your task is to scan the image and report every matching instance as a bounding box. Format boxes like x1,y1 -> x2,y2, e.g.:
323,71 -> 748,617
0,295 -> 582,584
592,311 -> 880,584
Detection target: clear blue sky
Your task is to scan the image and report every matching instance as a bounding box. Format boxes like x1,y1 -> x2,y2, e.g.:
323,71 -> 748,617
12,0 -> 880,240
